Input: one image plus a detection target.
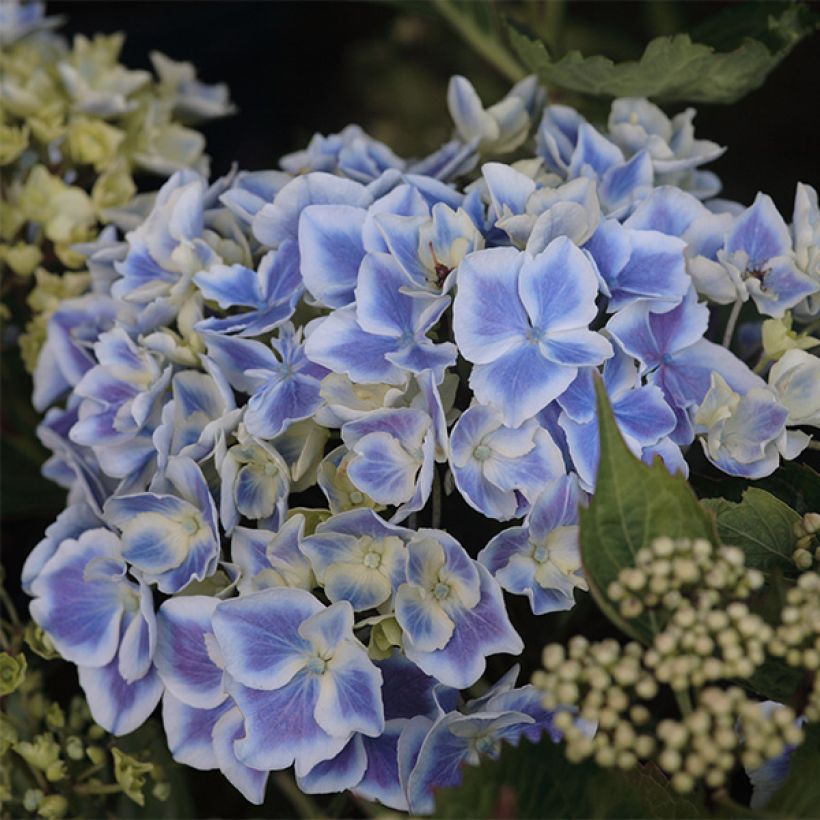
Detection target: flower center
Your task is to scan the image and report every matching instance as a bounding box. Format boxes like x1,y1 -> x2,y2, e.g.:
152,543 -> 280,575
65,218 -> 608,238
181,515 -> 201,536
532,543 -> 550,563
433,582 -> 451,601
473,444 -> 491,462
349,490 -> 364,504
474,734 -> 497,755
264,462 -> 278,477
363,550 -> 381,569
305,656 -> 327,675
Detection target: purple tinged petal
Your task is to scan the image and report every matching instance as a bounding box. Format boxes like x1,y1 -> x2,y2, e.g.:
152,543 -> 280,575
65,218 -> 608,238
453,247 -> 530,364
355,723 -> 408,810
727,193 -> 792,268
297,736 -> 367,795
299,204 -> 366,308
229,673 -> 348,775
29,529 -> 127,668
518,237 -> 601,333
212,706 -> 270,805
212,588 -> 322,691
162,692 -> 231,770
78,660 -> 163,736
568,124 -> 624,177
155,596 -> 225,709
304,308 -> 405,385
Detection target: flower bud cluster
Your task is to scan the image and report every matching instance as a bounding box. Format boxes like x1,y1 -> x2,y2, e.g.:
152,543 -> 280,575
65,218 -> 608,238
655,687 -> 802,792
769,571 -> 820,720
607,537 -> 764,619
792,512 -> 820,570
535,636 -> 659,771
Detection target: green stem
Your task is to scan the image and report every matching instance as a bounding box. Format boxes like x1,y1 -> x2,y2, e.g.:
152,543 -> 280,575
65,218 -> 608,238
722,298 -> 742,349
753,355 -> 771,375
431,0 -> 525,83
73,783 -> 123,796
807,440 -> 820,451
431,468 -> 442,529
543,0 -> 566,54
673,687 -> 693,717
273,771 -> 327,819
0,585 -> 20,627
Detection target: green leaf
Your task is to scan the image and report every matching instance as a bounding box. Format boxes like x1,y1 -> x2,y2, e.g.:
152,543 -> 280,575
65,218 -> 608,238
701,488 -> 800,578
507,3 -> 816,103
752,461 -> 820,516
766,723 -> 820,817
434,736 -> 704,818
579,376 -> 718,643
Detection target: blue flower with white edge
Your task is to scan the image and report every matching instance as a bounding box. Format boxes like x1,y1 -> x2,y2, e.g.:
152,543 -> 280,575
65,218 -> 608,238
341,408 -> 435,523
583,218 -> 690,313
211,588 -> 384,776
21,502 -> 101,595
304,253 -> 456,385
768,349 -> 820,428
395,529 -> 523,688
717,193 -> 818,318
204,322 -> 327,440
399,675 -> 558,815
556,348 -> 678,490
216,424 -> 290,532
607,98 -> 725,176
607,288 -> 765,444
624,186 -> 735,304
792,183 -> 820,318
449,403 -> 565,521
0,0 -> 62,44
32,294 -> 118,413
280,125 -> 405,183
194,243 -> 302,336
231,515 -> 315,594
153,366 -> 241,473
29,527 -> 162,735
218,170 -> 291,227
301,509 -> 412,612
252,171 -> 373,248
155,596 -> 269,803
375,201 -> 483,294
447,75 -> 542,155
694,373 -> 807,479
69,326 -> 171,484
479,475 -> 587,615
104,455 -> 220,593
453,238 -> 612,428
481,163 -> 601,251
315,374 -> 409,428
296,652 -> 457,810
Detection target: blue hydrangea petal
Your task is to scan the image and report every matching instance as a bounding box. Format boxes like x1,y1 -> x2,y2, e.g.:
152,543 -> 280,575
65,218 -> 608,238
452,247 -> 529,364
212,588 -> 322,691
304,308 -> 405,385
452,457 -> 517,520
155,596 -> 225,709
470,343 -> 575,428
212,706 -> 270,805
118,583 -> 156,683
202,332 -> 277,394
229,672 -> 346,775
395,584 -> 454,652
478,526 -> 529,577
299,204 -> 366,308
355,722 -> 407,810
162,691 -> 231,770
347,432 -> 420,505
727,193 -> 792,269
245,373 -> 324,440
568,124 -> 623,178
297,736 -> 367,795
316,641 -> 384,738
78,660 -> 163,736
482,162 -> 536,217
518,237 -> 601,334
29,529 -> 127,668
253,172 -> 371,247
403,564 -> 523,689
528,474 -> 581,542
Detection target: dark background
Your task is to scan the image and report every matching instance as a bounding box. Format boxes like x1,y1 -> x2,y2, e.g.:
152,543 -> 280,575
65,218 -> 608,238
55,1 -> 819,211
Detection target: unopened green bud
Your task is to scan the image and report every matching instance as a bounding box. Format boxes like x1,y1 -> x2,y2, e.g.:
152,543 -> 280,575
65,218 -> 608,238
14,734 -> 61,771
152,781 -> 172,802
86,746 -> 106,765
0,652 -> 27,695
25,623 -> 60,660
45,703 -> 65,730
37,794 -> 68,820
112,748 -> 154,807
45,760 -> 67,782
23,789 -> 44,811
65,736 -> 84,761
0,714 -> 18,755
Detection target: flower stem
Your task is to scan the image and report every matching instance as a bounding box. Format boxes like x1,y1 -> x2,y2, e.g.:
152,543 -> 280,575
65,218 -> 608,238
431,468 -> 442,529
431,0 -> 526,84
273,771 -> 326,819
722,298 -> 743,349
